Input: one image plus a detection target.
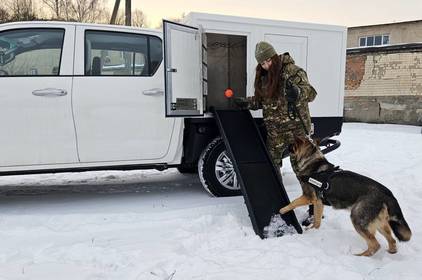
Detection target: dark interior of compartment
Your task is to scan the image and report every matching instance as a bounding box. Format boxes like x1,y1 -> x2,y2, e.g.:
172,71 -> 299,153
206,33 -> 247,110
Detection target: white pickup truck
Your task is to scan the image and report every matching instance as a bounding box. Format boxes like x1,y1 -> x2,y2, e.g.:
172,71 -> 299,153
0,13 -> 346,196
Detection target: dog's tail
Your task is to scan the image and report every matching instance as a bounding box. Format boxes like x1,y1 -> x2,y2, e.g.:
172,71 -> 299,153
387,198 -> 412,241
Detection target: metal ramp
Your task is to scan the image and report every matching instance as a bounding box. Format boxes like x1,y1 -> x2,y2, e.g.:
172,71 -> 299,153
213,109 -> 303,238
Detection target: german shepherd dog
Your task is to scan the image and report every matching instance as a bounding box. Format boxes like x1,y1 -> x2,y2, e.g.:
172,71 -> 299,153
279,136 -> 411,256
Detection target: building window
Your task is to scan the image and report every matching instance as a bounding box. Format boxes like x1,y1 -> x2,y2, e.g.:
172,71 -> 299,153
374,35 -> 382,45
366,36 -> 374,46
359,34 -> 390,47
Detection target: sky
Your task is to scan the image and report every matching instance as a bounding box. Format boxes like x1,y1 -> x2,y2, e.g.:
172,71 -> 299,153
120,0 -> 422,28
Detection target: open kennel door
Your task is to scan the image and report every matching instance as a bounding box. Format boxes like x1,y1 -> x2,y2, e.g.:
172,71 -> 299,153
163,20 -> 206,117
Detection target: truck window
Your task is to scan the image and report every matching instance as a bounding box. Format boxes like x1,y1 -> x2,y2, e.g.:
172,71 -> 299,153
85,30 -> 162,76
0,28 -> 64,76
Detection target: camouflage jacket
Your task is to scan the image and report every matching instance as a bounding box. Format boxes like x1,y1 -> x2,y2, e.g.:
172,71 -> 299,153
247,53 -> 317,138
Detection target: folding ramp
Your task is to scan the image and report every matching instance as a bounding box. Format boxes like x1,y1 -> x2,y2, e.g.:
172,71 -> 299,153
213,109 -> 303,238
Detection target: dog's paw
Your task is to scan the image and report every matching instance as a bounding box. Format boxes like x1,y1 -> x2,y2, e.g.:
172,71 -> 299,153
354,249 -> 377,257
301,215 -> 314,227
313,221 -> 321,229
354,244 -> 381,257
304,223 -> 321,230
387,247 -> 398,254
305,224 -> 315,231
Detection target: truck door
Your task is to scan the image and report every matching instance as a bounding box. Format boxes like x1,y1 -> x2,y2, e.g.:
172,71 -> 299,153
163,20 -> 206,117
72,27 -> 175,163
0,24 -> 78,167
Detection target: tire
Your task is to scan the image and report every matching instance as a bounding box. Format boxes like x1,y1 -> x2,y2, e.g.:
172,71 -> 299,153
198,137 -> 241,197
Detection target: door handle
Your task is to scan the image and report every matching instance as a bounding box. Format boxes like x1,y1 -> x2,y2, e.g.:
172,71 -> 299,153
142,88 -> 164,96
32,88 -> 67,97
167,68 -> 177,73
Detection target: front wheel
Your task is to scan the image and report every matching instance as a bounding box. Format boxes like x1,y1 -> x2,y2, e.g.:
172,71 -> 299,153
198,137 -> 241,197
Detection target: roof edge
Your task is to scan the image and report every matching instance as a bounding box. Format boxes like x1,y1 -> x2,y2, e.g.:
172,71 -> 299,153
348,19 -> 422,29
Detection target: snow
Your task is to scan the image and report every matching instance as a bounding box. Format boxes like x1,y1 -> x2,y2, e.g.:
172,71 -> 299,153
263,214 -> 297,238
0,123 -> 421,279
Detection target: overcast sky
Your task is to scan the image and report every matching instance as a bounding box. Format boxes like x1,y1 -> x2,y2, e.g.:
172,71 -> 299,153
122,0 -> 422,28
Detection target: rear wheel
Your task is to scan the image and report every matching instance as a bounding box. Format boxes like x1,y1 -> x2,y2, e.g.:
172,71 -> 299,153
198,137 -> 241,197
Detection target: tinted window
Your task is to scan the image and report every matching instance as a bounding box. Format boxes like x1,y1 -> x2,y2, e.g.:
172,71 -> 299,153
85,31 -> 162,76
359,37 -> 366,47
0,29 -> 64,76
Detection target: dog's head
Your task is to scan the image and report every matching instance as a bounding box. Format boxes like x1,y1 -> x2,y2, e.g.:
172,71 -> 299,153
290,136 -> 321,163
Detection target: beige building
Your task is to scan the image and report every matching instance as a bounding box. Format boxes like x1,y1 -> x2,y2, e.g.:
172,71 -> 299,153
344,20 -> 422,126
347,20 -> 422,48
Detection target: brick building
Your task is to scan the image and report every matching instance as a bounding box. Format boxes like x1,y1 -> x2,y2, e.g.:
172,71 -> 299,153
344,20 -> 422,125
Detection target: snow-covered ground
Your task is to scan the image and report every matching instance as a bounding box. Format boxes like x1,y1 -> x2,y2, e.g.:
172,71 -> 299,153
0,123 -> 421,280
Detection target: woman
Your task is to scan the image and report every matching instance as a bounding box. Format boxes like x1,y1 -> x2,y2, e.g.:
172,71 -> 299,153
235,41 -> 317,224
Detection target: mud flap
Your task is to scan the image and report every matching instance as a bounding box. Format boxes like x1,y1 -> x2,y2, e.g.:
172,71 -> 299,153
213,109 -> 303,238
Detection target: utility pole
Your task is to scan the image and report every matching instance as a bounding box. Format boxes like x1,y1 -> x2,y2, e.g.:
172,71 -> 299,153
110,0 -> 120,24
110,0 -> 132,26
125,0 -> 131,26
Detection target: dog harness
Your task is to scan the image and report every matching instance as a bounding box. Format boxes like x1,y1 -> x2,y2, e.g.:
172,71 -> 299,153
301,165 -> 342,201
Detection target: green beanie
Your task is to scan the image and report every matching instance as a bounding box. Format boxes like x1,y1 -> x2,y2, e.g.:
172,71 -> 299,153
255,41 -> 277,64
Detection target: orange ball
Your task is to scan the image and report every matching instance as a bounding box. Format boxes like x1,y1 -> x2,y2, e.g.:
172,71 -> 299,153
224,88 -> 234,98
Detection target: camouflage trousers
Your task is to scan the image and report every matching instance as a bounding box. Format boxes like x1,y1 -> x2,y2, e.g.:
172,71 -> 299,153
266,126 -> 306,173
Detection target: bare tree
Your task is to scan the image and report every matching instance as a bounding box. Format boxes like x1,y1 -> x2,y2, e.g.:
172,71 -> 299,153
132,9 -> 146,27
0,7 -> 10,23
41,0 -> 62,19
40,0 -> 106,22
7,0 -> 38,21
41,0 -> 73,21
110,8 -> 147,27
60,0 -> 75,21
3,0 -> 148,26
69,0 -> 107,23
